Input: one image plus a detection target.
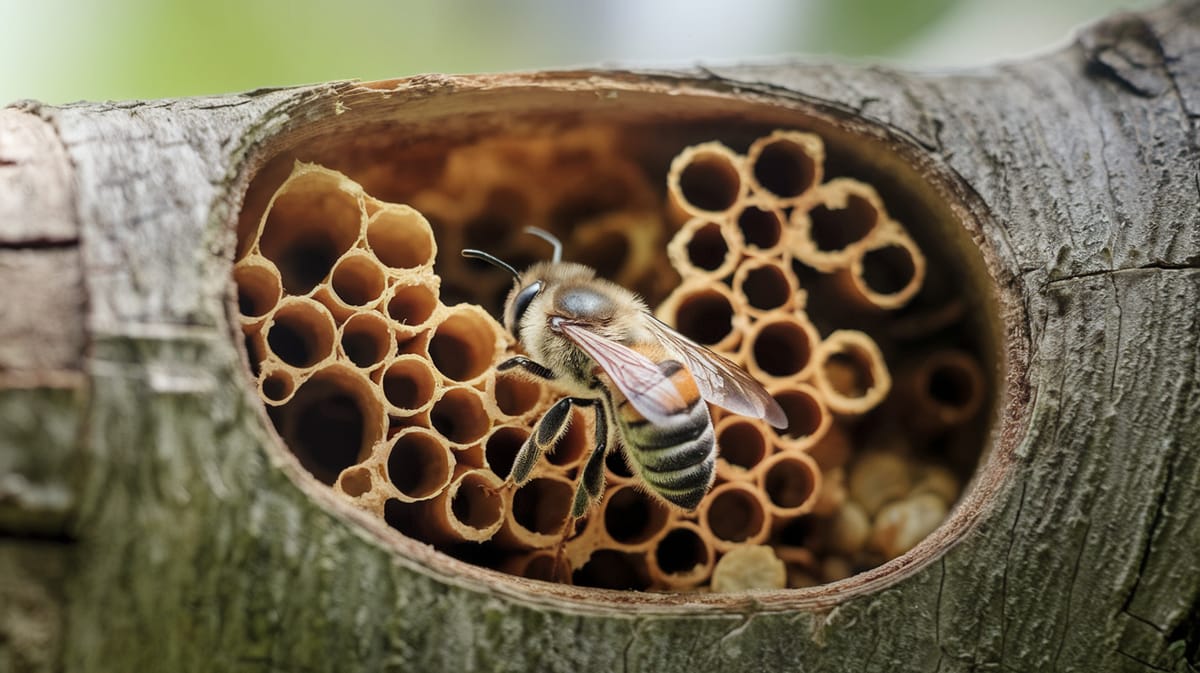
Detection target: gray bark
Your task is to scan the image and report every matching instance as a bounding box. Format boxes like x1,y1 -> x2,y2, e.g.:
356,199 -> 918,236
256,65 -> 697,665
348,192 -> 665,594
2,3 -> 1199,672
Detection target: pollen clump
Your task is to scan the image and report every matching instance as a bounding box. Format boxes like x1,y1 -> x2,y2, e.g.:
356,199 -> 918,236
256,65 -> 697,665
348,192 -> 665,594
237,126 -> 989,592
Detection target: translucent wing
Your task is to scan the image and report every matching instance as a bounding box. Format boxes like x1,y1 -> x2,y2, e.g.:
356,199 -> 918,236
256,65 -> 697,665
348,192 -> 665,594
556,321 -> 687,425
645,315 -> 788,428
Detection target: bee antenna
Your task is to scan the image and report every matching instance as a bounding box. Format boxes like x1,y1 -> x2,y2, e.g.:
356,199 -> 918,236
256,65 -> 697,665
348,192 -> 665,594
524,226 -> 562,264
461,248 -> 521,281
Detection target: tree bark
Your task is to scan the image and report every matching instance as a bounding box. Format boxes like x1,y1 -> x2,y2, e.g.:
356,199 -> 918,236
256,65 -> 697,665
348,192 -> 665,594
2,3 -> 1199,672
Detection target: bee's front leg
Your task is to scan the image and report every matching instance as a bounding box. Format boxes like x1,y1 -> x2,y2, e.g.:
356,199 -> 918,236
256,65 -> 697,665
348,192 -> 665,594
511,396 -> 591,484
497,356 -> 556,381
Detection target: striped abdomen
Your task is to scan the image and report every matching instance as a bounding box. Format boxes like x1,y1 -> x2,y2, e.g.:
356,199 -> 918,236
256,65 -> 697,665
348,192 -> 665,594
613,361 -> 716,510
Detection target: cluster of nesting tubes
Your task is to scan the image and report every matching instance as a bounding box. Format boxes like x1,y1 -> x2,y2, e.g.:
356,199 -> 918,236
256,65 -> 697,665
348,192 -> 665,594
234,128 -> 987,591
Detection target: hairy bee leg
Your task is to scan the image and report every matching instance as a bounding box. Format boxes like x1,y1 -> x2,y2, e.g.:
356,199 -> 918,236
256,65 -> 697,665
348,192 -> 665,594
569,400 -> 609,518
511,396 -> 579,484
497,356 -> 556,380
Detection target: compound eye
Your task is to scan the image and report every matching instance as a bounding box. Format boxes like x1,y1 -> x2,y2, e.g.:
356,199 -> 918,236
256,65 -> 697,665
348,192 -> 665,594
510,280 -> 544,331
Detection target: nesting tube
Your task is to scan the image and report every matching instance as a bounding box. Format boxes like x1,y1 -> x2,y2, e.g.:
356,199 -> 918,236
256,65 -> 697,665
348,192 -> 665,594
600,483 -> 672,551
263,297 -> 338,372
824,227 -> 926,315
734,202 -> 788,257
257,366 -> 297,406
383,427 -> 455,503
699,481 -> 772,551
768,382 -> 832,451
745,130 -> 825,206
383,281 -> 440,338
426,304 -> 505,385
489,370 -> 546,421
336,465 -> 374,499
429,385 -> 492,449
254,165 -> 366,295
898,350 -> 986,434
377,354 -> 438,419
497,473 -> 575,549
366,203 -> 437,273
666,218 -> 743,281
234,255 -> 283,327
647,521 -> 715,590
484,424 -> 530,481
732,256 -> 800,317
270,364 -> 385,486
338,311 -> 394,371
740,312 -> 820,382
789,179 -> 888,273
416,468 -> 506,545
813,330 -> 892,416
666,142 -> 749,225
656,278 -> 744,353
757,451 -> 822,518
316,249 -> 389,320
714,416 -> 771,481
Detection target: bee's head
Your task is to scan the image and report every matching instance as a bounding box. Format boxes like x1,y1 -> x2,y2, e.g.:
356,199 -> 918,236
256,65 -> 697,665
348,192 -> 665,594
461,227 -> 564,338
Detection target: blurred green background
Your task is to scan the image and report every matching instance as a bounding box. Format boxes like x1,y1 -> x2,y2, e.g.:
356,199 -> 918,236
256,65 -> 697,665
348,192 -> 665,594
1,0 -> 1152,105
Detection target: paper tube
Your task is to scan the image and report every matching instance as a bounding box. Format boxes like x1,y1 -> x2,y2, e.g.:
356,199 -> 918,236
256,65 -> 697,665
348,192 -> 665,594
656,278 -> 745,353
418,468 -> 507,544
383,281 -> 440,338
789,178 -> 888,273
263,297 -> 338,371
338,311 -> 395,371
767,382 -> 831,452
365,203 -> 437,273
666,142 -> 749,225
898,350 -> 986,434
734,202 -> 788,257
316,249 -> 389,321
257,366 -> 297,406
488,370 -> 547,421
666,218 -> 744,281
254,164 -> 367,295
714,416 -> 771,481
483,424 -> 529,481
745,130 -> 825,206
572,549 -> 652,591
839,228 -> 927,311
600,483 -> 672,551
731,255 -> 802,317
740,312 -> 820,382
812,330 -> 892,416
383,427 -> 455,502
496,472 -> 575,549
647,521 -> 715,590
426,304 -> 505,385
270,363 -> 386,486
699,481 -> 772,551
234,255 -> 283,327
757,451 -> 822,518
377,354 -> 438,419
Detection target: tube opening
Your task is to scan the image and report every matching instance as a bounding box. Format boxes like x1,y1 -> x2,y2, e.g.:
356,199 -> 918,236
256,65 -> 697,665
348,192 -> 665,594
673,288 -> 734,346
451,472 -> 504,531
269,366 -> 379,485
750,319 -> 813,379
654,525 -> 711,575
572,550 -> 651,591
259,173 -> 362,294
704,485 -> 767,545
737,205 -> 784,252
430,387 -> 491,445
260,369 -> 295,403
686,221 -> 731,272
339,465 -> 372,497
428,307 -> 500,382
340,313 -> 393,369
716,418 -> 769,471
493,373 -> 542,417
381,357 -> 437,412
386,429 -> 453,500
810,195 -> 878,252
266,299 -> 336,368
484,426 -> 528,480
773,387 -> 827,442
367,206 -> 436,270
511,476 -> 573,535
386,283 -> 439,328
762,454 -> 819,512
331,252 -> 387,308
752,137 -> 819,198
603,485 -> 671,546
678,151 -> 742,213
235,262 -> 282,318
861,243 -> 916,296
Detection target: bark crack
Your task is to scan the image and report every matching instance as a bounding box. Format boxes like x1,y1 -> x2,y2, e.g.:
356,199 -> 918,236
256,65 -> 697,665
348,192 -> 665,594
1051,518 -> 1092,670
1121,457 -> 1176,629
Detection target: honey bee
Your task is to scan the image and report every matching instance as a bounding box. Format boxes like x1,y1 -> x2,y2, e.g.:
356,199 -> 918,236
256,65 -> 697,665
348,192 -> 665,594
463,228 -> 786,517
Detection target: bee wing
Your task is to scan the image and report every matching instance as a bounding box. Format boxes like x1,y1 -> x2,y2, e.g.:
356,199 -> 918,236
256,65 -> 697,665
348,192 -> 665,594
645,315 -> 788,428
556,321 -> 688,426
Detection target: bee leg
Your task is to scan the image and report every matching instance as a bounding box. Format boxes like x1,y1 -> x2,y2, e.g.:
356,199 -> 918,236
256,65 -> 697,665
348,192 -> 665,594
497,356 -> 556,380
565,400 -> 606,517
511,396 -> 577,484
